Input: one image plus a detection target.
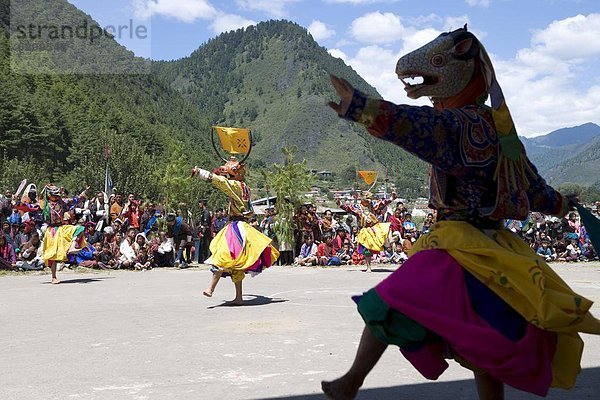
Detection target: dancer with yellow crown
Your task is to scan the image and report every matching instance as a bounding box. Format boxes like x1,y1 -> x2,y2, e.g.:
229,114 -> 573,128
192,127 -> 279,306
322,26 -> 600,400
336,184 -> 394,272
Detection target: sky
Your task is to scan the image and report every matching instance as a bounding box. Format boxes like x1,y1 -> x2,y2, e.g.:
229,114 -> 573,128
67,0 -> 600,137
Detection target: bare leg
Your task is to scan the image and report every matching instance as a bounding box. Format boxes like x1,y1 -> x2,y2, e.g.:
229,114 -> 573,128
231,280 -> 243,306
322,326 -> 387,400
203,270 -> 223,297
474,372 -> 504,400
49,261 -> 60,284
364,255 -> 372,273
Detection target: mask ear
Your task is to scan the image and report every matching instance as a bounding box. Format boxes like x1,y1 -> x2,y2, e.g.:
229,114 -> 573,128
453,37 -> 479,60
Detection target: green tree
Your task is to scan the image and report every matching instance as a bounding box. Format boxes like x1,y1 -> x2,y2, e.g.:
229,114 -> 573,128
264,147 -> 313,248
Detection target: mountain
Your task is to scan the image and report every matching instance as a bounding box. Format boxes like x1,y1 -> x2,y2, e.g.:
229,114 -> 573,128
521,123 -> 600,186
153,20 -> 428,193
0,0 -> 217,206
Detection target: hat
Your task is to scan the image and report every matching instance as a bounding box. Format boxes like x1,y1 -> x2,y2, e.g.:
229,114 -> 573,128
113,218 -> 123,225
198,199 -> 207,204
103,226 -> 115,235
166,213 -> 176,222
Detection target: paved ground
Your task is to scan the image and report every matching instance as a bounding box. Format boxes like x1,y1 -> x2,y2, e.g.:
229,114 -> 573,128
2,263 -> 600,400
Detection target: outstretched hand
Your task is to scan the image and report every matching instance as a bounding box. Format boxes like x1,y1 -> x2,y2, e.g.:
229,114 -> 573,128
328,74 -> 354,116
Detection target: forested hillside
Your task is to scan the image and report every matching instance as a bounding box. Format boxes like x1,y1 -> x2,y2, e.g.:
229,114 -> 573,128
521,123 -> 600,187
0,0 -> 218,206
154,20 -> 428,192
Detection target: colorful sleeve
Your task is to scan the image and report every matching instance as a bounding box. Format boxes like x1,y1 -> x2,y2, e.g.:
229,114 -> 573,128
340,203 -> 359,217
524,158 -> 568,217
210,174 -> 241,199
343,90 -> 486,175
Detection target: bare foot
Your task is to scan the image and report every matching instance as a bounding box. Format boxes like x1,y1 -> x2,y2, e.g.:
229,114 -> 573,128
202,289 -> 213,297
224,299 -> 244,306
321,377 -> 360,400
51,278 -> 61,284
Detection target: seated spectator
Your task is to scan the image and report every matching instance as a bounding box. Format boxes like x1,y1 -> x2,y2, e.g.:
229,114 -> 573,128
98,243 -> 117,269
2,221 -> 14,246
85,222 -> 104,245
402,213 -> 417,237
582,238 -> 597,261
135,247 -> 151,270
562,238 -> 582,262
295,235 -> 318,266
420,213 -> 434,235
402,231 -> 415,254
152,231 -> 175,267
536,239 -> 555,262
390,245 -> 408,264
336,243 -> 352,265
16,232 -> 44,271
119,228 -> 138,269
332,227 -> 351,253
0,234 -> 17,270
317,235 -> 335,266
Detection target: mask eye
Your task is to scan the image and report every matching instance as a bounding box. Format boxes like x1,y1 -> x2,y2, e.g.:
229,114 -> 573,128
430,54 -> 446,67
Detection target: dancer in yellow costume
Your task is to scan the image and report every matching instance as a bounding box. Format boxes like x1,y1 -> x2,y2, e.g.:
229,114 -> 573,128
192,158 -> 279,306
337,191 -> 393,272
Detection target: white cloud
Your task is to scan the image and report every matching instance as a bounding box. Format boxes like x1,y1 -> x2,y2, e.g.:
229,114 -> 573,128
134,0 -> 217,23
339,13 -> 600,135
529,14 -> 600,61
350,11 -> 407,44
309,20 -> 336,41
235,0 -> 297,18
209,13 -> 256,34
490,14 -> 600,136
465,0 -> 491,7
328,48 -> 348,62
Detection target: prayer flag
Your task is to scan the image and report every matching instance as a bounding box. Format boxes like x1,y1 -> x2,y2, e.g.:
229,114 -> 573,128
214,126 -> 251,155
357,170 -> 377,186
104,162 -> 113,195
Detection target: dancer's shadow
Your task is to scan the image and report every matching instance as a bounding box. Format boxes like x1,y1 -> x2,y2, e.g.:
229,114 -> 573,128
255,366 -> 600,399
42,277 -> 114,285
208,294 -> 288,309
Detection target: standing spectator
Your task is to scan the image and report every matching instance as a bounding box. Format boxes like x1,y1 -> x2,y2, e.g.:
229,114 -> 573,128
387,207 -> 404,243
123,194 -> 141,230
259,207 -> 275,239
195,199 -> 211,264
166,213 -> 193,268
320,209 -> 337,238
0,190 -> 13,223
212,208 -> 228,236
110,194 -> 124,222
90,192 -> 109,225
308,204 -> 322,243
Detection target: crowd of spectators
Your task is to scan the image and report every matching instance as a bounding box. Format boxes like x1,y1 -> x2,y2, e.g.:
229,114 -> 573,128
1,184 -> 598,272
